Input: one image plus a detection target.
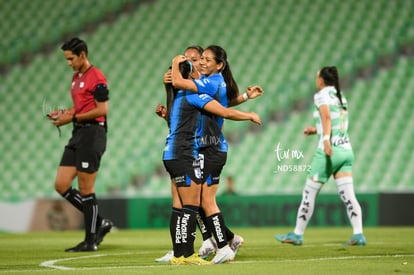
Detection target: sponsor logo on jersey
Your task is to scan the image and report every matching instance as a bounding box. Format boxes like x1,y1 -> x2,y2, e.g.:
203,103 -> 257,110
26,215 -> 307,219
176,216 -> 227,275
331,136 -> 350,146
212,176 -> 220,182
174,176 -> 185,184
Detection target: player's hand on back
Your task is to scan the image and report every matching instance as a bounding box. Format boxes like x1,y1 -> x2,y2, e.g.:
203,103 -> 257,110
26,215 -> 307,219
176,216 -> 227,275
155,104 -> 167,119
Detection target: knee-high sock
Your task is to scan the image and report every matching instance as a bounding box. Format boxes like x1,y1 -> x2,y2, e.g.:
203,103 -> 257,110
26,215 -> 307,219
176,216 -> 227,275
197,207 -> 211,241
199,207 -> 234,242
225,224 -> 234,242
170,207 -> 183,257
336,177 -> 363,234
181,205 -> 198,257
62,187 -> 102,226
294,179 -> 322,235
82,193 -> 98,243
206,212 -> 228,249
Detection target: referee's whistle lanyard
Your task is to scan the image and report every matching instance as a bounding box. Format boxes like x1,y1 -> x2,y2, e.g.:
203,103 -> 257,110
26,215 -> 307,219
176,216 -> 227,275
46,114 -> 62,137
56,125 -> 62,137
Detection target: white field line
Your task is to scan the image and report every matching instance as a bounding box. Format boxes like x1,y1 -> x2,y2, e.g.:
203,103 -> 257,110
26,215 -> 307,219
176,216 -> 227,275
235,254 -> 414,264
39,254 -> 105,270
33,253 -> 414,271
38,251 -> 151,270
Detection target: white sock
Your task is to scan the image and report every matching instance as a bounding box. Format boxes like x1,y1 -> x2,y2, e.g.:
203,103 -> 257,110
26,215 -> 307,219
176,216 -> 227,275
336,177 -> 363,235
294,179 -> 322,235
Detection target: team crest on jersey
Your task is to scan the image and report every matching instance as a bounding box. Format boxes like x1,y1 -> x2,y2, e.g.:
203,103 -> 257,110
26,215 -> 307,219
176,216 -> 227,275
80,82 -> 85,88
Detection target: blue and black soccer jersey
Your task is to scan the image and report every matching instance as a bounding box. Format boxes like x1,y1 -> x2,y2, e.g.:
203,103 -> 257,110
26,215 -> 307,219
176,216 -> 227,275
163,90 -> 214,161
194,73 -> 229,153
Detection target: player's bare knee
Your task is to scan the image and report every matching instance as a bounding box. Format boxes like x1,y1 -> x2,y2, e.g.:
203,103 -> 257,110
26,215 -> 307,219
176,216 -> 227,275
54,180 -> 70,195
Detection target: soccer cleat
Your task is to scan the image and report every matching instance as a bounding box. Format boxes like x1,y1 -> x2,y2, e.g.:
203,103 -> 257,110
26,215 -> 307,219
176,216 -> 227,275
65,241 -> 98,252
275,232 -> 303,246
155,250 -> 174,262
170,256 -> 185,265
229,235 -> 244,255
183,253 -> 212,265
198,238 -> 217,259
346,233 -> 366,246
96,219 -> 113,245
212,245 -> 235,264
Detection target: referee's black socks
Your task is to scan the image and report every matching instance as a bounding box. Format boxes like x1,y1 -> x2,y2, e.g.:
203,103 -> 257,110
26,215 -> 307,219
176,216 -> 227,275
81,193 -> 99,244
62,187 -> 103,227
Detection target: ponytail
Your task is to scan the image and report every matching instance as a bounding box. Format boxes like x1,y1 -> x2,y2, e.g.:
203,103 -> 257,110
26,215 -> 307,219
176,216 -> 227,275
320,66 -> 346,110
221,61 -> 239,102
205,45 -> 239,102
165,60 -> 193,124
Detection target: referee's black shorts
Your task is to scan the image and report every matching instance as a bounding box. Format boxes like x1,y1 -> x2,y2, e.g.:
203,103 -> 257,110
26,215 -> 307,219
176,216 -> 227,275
60,124 -> 106,173
199,146 -> 227,186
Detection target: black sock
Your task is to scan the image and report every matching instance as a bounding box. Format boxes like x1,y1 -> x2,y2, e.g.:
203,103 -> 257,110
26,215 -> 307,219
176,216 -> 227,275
62,187 -> 83,211
197,207 -> 212,241
62,187 -> 102,226
207,212 -> 228,249
170,207 -> 183,257
82,193 -> 98,244
181,205 -> 198,257
225,225 -> 234,242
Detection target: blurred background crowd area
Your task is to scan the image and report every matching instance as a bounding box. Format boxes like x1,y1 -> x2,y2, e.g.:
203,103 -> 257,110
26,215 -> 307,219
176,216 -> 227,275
1,0 -> 413,201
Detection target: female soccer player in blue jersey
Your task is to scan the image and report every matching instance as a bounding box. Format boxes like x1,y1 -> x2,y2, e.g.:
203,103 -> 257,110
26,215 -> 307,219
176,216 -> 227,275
171,45 -> 264,263
163,60 -> 261,265
156,46 -> 253,263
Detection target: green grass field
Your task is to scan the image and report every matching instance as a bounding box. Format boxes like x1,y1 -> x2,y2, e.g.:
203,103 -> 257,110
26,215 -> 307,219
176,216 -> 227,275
0,227 -> 413,274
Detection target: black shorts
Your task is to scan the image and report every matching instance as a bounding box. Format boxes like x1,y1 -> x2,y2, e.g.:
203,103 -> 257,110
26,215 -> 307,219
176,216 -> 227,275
60,124 -> 106,173
199,146 -> 227,186
163,157 -> 203,186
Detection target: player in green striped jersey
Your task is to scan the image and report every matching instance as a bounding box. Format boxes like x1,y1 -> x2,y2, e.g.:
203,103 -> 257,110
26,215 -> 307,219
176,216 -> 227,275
275,66 -> 366,246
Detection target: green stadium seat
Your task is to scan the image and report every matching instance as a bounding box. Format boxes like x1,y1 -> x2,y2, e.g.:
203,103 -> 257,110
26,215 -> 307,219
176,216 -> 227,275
1,0 -> 414,200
